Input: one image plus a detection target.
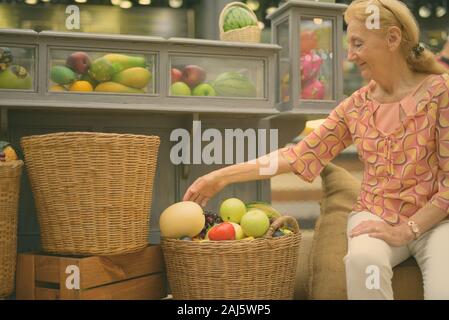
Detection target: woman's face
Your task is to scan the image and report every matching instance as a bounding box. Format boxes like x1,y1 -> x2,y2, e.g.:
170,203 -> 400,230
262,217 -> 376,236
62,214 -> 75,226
346,19 -> 392,80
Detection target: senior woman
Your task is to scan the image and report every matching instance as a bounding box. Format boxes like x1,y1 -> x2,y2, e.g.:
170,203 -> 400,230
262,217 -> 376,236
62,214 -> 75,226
183,0 -> 449,300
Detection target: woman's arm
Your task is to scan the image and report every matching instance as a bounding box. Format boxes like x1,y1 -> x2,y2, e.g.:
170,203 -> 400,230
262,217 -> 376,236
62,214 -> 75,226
183,97 -> 354,206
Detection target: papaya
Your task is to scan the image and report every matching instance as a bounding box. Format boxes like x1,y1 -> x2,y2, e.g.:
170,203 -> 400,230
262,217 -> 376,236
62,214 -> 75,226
212,72 -> 256,97
111,67 -> 151,89
0,141 -> 18,161
50,65 -> 76,85
0,65 -> 32,89
94,81 -> 144,94
89,57 -> 115,82
102,54 -> 147,73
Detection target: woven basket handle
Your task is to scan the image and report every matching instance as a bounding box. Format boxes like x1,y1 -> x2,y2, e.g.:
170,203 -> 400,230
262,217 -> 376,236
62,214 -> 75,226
219,1 -> 259,33
264,215 -> 300,239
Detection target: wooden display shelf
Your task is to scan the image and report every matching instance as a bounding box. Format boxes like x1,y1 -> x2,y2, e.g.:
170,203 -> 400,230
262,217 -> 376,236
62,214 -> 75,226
16,245 -> 167,300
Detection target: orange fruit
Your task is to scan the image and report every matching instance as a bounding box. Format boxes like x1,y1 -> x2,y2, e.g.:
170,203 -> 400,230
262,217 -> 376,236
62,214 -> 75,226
69,80 -> 93,92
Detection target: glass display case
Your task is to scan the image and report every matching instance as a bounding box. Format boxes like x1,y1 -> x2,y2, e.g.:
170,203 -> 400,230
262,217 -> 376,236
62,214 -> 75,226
268,0 -> 347,114
48,49 -> 156,95
0,29 -> 37,93
0,30 -> 280,115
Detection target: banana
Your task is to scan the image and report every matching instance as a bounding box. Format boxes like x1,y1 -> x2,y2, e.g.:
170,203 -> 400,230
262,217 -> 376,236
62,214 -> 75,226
245,202 -> 281,219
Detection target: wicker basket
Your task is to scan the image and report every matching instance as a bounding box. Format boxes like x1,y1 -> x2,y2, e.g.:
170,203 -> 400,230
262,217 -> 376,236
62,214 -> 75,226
161,215 -> 301,300
0,160 -> 23,298
20,132 -> 160,256
219,2 -> 261,43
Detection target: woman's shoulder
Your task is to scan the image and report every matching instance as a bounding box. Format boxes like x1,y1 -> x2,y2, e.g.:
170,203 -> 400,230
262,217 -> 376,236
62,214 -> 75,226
425,73 -> 449,98
338,82 -> 372,110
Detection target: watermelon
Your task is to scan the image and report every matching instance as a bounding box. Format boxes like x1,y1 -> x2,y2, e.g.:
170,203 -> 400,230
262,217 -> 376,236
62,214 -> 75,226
223,7 -> 257,32
212,72 -> 256,98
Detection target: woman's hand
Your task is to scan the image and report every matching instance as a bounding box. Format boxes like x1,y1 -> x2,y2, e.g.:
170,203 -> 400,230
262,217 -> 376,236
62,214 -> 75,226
350,220 -> 415,247
182,171 -> 227,207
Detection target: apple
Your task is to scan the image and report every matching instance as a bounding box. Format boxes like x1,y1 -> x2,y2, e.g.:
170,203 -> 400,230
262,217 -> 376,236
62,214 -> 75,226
171,68 -> 183,84
300,53 -> 323,85
66,51 -> 91,74
182,65 -> 206,88
192,83 -> 216,96
229,222 -> 245,240
240,209 -> 270,238
301,79 -> 325,100
219,198 -> 246,224
207,222 -> 235,241
170,81 -> 191,96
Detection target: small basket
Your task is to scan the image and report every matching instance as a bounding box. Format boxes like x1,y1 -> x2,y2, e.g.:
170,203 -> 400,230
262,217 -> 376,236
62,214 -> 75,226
219,2 -> 261,43
20,132 -> 160,256
0,160 -> 23,298
161,215 -> 301,300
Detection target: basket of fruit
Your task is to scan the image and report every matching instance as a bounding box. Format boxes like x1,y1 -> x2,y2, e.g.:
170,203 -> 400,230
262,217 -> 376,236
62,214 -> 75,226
0,141 -> 23,298
160,198 -> 301,300
219,2 -> 261,43
20,132 -> 160,256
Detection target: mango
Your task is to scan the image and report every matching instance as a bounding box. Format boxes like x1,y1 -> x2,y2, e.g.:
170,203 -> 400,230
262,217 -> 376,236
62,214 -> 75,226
50,65 -> 76,85
94,81 -> 144,94
0,65 -> 32,89
111,67 -> 151,89
103,54 -> 146,73
89,57 -> 115,82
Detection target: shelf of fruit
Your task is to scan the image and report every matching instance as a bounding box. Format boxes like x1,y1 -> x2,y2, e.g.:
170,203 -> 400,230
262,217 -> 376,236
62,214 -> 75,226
159,198 -> 295,242
0,29 -> 281,115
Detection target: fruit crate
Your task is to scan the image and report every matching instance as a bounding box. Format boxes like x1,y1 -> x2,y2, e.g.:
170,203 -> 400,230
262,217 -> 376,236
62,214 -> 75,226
15,245 -> 167,300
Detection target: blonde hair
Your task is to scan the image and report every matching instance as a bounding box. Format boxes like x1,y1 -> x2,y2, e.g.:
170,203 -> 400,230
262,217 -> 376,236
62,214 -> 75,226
344,0 -> 447,75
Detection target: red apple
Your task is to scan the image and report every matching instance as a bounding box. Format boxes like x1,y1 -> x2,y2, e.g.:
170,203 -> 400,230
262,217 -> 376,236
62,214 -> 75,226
301,79 -> 325,100
171,68 -> 183,84
207,222 -> 236,241
66,52 -> 91,74
182,65 -> 206,88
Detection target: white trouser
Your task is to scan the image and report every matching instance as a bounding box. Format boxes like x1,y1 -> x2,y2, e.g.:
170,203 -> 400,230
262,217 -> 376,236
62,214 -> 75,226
343,210 -> 449,300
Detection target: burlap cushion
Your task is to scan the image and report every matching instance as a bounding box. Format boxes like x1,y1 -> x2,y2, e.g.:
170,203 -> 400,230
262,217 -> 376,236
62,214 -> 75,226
308,163 -> 423,300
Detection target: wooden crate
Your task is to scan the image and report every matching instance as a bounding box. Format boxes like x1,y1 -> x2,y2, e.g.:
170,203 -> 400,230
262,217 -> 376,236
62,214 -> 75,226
15,245 -> 167,300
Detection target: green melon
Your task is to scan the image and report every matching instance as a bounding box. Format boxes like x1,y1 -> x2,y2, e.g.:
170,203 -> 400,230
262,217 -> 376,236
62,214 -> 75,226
212,72 -> 256,98
223,7 -> 257,32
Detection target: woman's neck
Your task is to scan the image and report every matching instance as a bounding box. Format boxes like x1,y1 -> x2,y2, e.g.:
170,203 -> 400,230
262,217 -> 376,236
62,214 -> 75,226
372,59 -> 420,96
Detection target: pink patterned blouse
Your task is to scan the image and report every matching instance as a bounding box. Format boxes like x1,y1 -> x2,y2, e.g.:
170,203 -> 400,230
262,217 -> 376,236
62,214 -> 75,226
281,73 -> 449,224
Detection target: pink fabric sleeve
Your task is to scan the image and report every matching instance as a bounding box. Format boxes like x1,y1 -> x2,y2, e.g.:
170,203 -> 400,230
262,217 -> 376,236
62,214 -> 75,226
280,98 -> 353,183
430,77 -> 449,214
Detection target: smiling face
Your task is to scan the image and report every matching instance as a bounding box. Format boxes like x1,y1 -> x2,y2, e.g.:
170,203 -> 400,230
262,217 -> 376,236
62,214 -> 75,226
346,19 -> 394,80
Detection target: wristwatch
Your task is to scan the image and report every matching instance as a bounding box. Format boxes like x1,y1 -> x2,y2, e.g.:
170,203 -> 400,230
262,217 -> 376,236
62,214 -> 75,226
407,220 -> 421,240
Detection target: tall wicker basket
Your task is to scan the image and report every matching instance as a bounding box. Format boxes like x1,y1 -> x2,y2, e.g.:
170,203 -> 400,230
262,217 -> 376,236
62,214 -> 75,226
20,132 -> 160,256
219,2 -> 261,43
0,160 -> 23,298
161,216 -> 301,300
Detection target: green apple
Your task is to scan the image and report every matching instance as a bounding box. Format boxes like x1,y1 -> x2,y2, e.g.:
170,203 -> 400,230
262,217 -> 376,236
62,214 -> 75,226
219,198 -> 247,224
192,83 -> 216,96
240,209 -> 270,238
170,81 -> 191,96
229,222 -> 245,240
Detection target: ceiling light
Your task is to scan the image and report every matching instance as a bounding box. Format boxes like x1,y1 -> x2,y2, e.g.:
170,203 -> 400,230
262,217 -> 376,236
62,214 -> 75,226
418,5 -> 432,18
75,0 -> 87,3
169,0 -> 183,9
111,0 -> 121,5
120,0 -> 133,9
25,0 -> 38,4
247,0 -> 260,11
313,18 -> 323,25
257,21 -> 265,30
436,5 -> 447,18
139,0 -> 151,5
266,6 -> 277,16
